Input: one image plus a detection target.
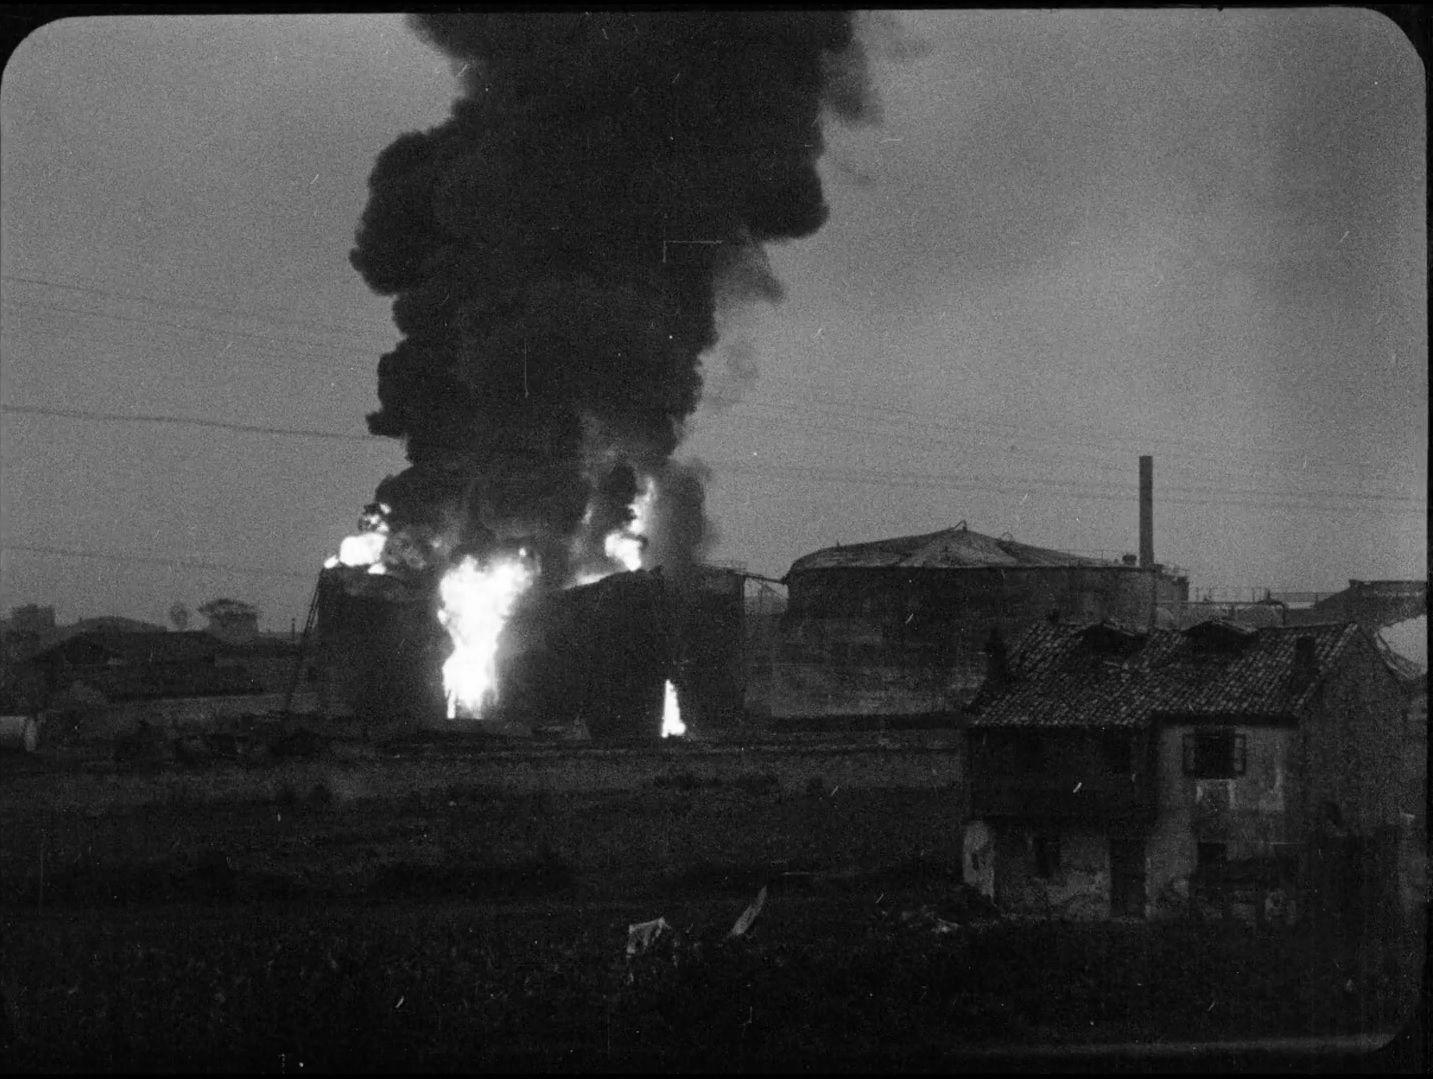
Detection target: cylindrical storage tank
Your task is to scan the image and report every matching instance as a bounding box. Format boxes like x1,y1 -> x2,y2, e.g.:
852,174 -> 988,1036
499,570 -> 672,740
0,715 -> 40,753
315,567 -> 448,726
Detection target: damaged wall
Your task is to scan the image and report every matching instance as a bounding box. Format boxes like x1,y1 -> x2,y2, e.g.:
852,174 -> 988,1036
1295,635 -> 1411,836
1145,634 -> 1407,919
1146,723 -> 1297,908
984,824 -> 1111,920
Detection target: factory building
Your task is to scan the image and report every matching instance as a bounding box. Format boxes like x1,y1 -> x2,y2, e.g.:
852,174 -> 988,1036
769,457 -> 1189,726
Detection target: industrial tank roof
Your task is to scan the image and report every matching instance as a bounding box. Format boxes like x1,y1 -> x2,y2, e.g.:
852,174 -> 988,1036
786,523 -> 1118,576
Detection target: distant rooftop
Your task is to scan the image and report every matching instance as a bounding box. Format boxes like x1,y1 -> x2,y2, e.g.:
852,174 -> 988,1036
788,523 -> 1120,575
26,629 -> 225,667
1309,579 -> 1427,622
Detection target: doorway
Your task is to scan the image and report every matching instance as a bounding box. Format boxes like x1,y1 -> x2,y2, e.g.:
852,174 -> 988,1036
1110,836 -> 1147,917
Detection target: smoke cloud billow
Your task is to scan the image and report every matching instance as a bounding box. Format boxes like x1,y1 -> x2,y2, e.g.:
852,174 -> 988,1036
352,12 -> 872,581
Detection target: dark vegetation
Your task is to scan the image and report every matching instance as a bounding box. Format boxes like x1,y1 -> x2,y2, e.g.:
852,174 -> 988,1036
1,899 -> 1417,1072
0,748 -> 1421,1071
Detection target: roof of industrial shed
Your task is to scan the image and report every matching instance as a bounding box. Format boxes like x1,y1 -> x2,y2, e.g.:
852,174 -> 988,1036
965,619 -> 1372,728
1309,578 -> 1427,627
787,524 -> 1117,575
24,630 -> 224,667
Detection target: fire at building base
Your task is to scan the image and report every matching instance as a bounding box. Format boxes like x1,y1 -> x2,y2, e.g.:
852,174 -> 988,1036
313,564 -> 710,742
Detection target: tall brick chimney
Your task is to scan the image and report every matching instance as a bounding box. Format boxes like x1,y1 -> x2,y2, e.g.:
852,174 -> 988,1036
1139,455 -> 1154,569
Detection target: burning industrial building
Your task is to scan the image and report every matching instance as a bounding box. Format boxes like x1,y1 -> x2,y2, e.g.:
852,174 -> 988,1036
317,13 -> 873,737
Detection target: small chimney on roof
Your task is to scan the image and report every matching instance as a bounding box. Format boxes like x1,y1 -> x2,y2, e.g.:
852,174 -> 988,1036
1139,455 -> 1154,569
1292,635 -> 1319,686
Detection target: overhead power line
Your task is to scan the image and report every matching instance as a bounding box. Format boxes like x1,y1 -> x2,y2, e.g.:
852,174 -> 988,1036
2,294 -> 383,363
6,269 -> 1417,494
0,403 -> 382,443
1,270 -> 394,350
0,542 -> 319,580
0,320 -> 370,382
4,401 -> 1422,514
707,457 -> 1428,515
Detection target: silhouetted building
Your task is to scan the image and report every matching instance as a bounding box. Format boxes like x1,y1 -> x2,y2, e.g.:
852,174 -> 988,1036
771,523 -> 1188,725
1288,578 -> 1428,630
24,631 -> 251,698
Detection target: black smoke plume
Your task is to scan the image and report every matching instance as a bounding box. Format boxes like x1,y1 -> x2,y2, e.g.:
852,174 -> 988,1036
352,12 -> 872,582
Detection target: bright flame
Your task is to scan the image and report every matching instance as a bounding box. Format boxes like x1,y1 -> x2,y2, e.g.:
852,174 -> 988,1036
599,477 -> 656,573
338,530 -> 387,568
329,503 -> 393,571
661,679 -> 685,738
437,555 -> 536,719
603,530 -> 645,572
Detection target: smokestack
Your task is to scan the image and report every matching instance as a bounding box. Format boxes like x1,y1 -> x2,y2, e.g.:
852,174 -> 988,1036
1138,455 -> 1154,569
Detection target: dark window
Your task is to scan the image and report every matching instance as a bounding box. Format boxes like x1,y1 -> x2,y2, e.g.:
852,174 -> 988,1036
1196,841 -> 1227,870
1181,729 -> 1246,778
1034,834 -> 1062,879
1013,733 -> 1044,773
1102,733 -> 1133,774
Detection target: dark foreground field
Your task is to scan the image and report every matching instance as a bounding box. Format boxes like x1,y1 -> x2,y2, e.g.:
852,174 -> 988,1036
0,748 -> 1424,1072
2,896 -> 1422,1072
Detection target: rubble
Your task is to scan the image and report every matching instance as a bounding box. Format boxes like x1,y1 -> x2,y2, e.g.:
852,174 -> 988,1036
728,886 -> 767,939
625,917 -> 674,959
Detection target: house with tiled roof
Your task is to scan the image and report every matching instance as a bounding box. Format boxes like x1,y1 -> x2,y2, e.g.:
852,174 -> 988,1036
962,618 -> 1410,920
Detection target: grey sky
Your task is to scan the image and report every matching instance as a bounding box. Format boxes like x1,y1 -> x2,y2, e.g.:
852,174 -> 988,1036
1,11 -> 1425,631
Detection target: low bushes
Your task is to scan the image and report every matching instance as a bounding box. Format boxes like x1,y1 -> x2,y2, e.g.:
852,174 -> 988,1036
1,896 -> 1417,1071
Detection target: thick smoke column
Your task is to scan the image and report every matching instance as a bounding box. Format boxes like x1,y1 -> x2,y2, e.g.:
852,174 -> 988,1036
352,13 -> 872,580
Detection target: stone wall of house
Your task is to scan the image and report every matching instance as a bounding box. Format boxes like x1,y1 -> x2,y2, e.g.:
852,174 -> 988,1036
1147,723 -> 1297,905
1296,632 -> 1410,836
987,823 -> 1111,919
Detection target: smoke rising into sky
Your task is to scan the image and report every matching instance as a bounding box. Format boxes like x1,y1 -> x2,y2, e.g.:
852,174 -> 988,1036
350,13 -> 872,580
0,11 -> 1423,630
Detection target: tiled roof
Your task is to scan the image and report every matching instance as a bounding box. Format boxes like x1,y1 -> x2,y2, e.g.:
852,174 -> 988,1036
966,619 -> 1365,728
788,525 -> 1115,575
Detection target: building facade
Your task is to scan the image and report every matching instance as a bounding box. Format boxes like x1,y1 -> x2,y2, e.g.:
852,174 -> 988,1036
964,618 -> 1410,921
